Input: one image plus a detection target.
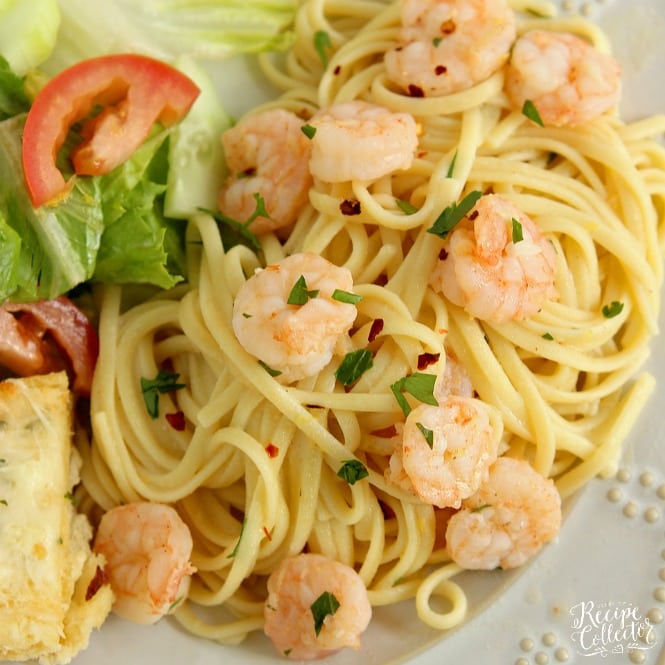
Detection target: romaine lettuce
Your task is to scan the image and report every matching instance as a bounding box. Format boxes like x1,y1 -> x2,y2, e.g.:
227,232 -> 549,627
0,56 -> 30,120
0,114 -> 184,303
0,0 -> 60,76
43,0 -> 296,74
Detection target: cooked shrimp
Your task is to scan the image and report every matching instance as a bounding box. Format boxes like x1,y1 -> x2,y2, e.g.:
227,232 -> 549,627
430,193 -> 558,322
434,351 -> 475,403
232,252 -> 358,384
505,30 -> 622,127
92,502 -> 196,625
307,100 -> 418,182
384,0 -> 516,97
386,396 -> 500,509
264,553 -> 372,660
218,108 -> 313,235
445,456 -> 562,569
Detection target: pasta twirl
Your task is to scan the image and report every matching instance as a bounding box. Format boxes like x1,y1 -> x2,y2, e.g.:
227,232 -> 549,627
79,0 -> 665,651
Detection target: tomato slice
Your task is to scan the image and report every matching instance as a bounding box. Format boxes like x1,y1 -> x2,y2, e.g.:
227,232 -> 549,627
22,53 -> 200,208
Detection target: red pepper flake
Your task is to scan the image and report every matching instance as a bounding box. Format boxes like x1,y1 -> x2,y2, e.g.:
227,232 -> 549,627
265,443 -> 279,458
340,199 -> 361,216
434,65 -> 447,76
85,565 -> 109,601
263,526 -> 273,541
408,84 -> 425,98
417,352 -> 440,370
368,318 -> 384,343
438,248 -> 449,260
379,499 -> 396,519
469,209 -> 479,221
417,150 -> 428,159
333,65 -> 341,75
370,424 -> 398,438
165,411 -> 186,431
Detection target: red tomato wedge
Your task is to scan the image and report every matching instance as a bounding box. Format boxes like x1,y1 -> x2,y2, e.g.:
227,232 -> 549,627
22,53 -> 200,208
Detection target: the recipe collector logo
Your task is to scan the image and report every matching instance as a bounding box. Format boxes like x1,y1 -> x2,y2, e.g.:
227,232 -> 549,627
569,600 -> 656,658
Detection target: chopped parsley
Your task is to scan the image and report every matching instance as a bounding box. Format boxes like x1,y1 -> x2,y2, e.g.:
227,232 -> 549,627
259,360 -> 282,377
446,151 -> 458,178
542,332 -> 554,341
65,491 -> 78,506
522,99 -> 545,127
335,349 -> 373,386
390,372 -> 438,417
433,37 -> 442,47
416,422 -> 434,448
331,289 -> 363,304
0,499 -> 7,506
602,301 -> 624,318
511,217 -> 524,243
337,459 -> 369,485
310,591 -> 340,636
301,123 -> 317,139
140,370 -> 186,419
395,198 -> 419,215
314,30 -> 332,68
227,518 -> 247,558
168,595 -> 185,612
287,275 -> 319,305
199,193 -> 266,252
427,190 -> 482,239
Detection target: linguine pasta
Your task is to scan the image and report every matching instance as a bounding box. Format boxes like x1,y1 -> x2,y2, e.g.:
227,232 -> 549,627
78,0 -> 665,648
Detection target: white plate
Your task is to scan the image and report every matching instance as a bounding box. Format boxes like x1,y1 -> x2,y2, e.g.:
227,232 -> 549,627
22,1 -> 665,664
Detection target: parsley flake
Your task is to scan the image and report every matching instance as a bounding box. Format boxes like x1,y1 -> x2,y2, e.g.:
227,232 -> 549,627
199,193 -> 265,252
337,459 -> 369,484
331,289 -> 363,304
65,491 -> 78,506
396,199 -> 419,215
416,422 -> 434,448
301,123 -> 317,139
522,99 -> 545,127
314,30 -> 332,68
602,301 -> 624,318
0,499 -> 7,506
141,370 -> 186,419
390,373 -> 438,417
259,360 -> 282,377
311,591 -> 340,636
446,151 -> 458,178
335,349 -> 373,386
511,217 -> 524,243
427,190 -> 482,239
227,518 -> 247,558
542,332 -> 554,341
287,275 -> 319,305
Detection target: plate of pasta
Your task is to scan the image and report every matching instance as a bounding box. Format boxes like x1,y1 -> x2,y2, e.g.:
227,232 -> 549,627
6,0 -> 664,663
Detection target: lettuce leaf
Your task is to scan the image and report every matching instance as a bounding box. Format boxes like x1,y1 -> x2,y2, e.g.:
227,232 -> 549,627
0,0 -> 61,76
43,0 -> 296,74
0,114 -> 184,303
0,56 -> 31,120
